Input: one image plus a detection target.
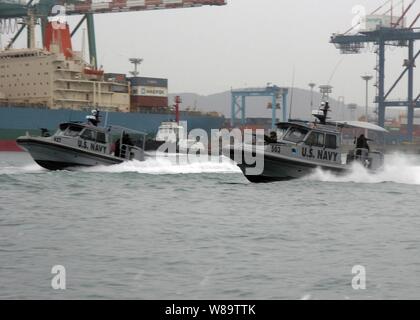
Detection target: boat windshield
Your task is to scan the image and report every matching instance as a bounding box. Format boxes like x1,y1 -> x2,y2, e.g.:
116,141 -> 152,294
64,125 -> 83,137
283,127 -> 309,143
55,124 -> 83,137
276,127 -> 289,140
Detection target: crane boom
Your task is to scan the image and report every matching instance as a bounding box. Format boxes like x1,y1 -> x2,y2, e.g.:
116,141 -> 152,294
0,0 -> 226,18
61,0 -> 226,16
1,0 -> 227,68
410,13 -> 420,28
393,0 -> 416,28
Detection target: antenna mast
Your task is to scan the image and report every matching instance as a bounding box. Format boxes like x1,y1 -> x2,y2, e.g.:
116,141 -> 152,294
129,58 -> 143,77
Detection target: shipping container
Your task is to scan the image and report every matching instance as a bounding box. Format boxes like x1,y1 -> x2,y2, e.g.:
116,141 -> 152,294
111,85 -> 129,93
104,73 -> 127,83
131,96 -> 168,109
126,0 -> 147,8
128,77 -> 168,88
162,0 -> 183,4
399,117 -> 420,126
131,86 -> 168,97
399,125 -> 420,137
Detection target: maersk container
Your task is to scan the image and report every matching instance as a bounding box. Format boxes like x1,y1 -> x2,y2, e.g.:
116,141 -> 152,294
128,77 -> 168,88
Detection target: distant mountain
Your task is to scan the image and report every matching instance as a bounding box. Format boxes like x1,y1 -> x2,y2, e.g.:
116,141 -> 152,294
169,88 -> 368,121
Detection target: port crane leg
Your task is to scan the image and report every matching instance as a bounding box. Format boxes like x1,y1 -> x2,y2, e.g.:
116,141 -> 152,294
241,96 -> 246,125
86,14 -> 97,69
377,40 -> 386,129
231,95 -> 242,127
271,95 -> 276,129
282,93 -> 288,122
41,16 -> 48,48
407,40 -> 414,141
230,96 -> 236,127
26,11 -> 35,49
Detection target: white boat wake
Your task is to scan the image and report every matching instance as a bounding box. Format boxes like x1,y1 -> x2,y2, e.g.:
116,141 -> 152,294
82,155 -> 241,175
306,153 -> 420,185
2,153 -> 420,185
1,154 -> 240,175
0,163 -> 45,175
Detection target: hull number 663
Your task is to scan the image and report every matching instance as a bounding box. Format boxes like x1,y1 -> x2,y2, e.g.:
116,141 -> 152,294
271,145 -> 281,153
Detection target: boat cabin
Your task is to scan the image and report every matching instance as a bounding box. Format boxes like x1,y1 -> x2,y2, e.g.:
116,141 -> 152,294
277,122 -> 340,149
266,120 -> 385,169
52,122 -> 147,160
52,123 -> 110,154
269,122 -> 342,165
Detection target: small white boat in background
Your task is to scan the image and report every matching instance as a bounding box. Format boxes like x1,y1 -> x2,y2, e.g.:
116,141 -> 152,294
146,121 -> 206,153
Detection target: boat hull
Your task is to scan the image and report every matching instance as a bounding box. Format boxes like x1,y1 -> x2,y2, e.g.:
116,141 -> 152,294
226,146 -> 348,183
16,138 -> 123,170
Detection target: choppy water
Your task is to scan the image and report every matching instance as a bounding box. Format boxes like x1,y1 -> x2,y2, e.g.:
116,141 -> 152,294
1,151 -> 420,299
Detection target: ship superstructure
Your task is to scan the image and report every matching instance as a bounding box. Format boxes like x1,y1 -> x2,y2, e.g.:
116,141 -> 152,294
0,22 -> 130,112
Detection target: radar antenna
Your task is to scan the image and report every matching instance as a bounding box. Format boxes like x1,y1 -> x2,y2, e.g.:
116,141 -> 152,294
129,58 -> 143,77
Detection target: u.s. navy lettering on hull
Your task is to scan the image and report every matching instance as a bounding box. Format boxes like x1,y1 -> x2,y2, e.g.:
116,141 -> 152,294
317,149 -> 338,162
78,140 -> 107,153
301,147 -> 315,159
301,147 -> 338,162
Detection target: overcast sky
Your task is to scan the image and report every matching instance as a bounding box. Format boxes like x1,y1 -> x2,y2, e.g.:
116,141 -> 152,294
1,0 -> 419,106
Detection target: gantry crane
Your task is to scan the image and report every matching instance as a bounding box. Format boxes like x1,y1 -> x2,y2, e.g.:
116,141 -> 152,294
0,0 -> 226,68
330,0 -> 420,141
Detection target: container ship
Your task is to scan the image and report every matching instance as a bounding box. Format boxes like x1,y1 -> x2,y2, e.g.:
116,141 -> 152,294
0,21 -> 225,151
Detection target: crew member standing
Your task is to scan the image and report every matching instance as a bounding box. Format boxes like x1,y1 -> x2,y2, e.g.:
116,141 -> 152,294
355,134 -> 370,155
86,109 -> 100,127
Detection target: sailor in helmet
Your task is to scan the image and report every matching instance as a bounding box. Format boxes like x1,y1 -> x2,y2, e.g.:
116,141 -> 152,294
86,109 -> 100,127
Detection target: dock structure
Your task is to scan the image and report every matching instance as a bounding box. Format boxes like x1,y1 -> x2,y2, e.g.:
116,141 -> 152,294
231,86 -> 289,129
330,1 -> 420,141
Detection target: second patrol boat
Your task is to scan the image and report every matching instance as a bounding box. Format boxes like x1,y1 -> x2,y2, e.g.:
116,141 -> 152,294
17,110 -> 149,170
224,102 -> 388,182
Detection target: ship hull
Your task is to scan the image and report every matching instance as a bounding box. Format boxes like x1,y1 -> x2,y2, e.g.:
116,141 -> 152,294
0,139 -> 23,152
0,106 -> 225,151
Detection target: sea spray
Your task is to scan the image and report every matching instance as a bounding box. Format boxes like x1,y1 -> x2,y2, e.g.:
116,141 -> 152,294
81,155 -> 241,175
306,153 -> 420,185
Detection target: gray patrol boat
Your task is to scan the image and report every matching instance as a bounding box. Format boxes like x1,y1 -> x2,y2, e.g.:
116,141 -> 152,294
17,111 -> 149,170
225,102 -> 387,183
